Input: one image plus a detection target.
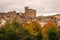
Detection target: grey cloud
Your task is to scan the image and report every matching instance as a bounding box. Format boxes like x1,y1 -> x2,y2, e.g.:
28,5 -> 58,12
0,0 -> 60,16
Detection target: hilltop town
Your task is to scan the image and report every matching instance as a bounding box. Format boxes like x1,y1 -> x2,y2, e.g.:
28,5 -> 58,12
0,7 -> 60,27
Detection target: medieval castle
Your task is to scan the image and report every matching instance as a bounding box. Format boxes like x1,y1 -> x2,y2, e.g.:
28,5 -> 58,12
0,7 -> 60,27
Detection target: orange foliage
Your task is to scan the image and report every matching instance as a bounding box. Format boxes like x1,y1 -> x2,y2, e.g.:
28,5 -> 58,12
23,20 -> 59,36
42,20 -> 58,36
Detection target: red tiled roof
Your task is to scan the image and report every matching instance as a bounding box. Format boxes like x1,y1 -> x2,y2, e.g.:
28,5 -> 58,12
55,16 -> 60,19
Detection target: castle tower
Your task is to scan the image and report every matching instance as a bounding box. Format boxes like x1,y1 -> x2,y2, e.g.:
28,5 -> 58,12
24,7 -> 36,18
25,7 -> 28,12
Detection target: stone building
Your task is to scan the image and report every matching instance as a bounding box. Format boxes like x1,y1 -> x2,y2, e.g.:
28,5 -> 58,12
20,7 -> 36,23
23,7 -> 36,18
0,7 -> 37,24
0,6 -> 60,27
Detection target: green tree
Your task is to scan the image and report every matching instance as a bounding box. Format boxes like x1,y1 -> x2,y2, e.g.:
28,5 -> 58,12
4,21 -> 18,40
57,26 -> 60,40
36,32 -> 42,40
47,26 -> 58,40
0,21 -> 18,40
11,18 -> 20,29
11,18 -> 31,40
11,18 -> 24,40
0,28 -> 5,40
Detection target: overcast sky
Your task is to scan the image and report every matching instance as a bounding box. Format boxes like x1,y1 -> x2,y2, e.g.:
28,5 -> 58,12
0,0 -> 60,16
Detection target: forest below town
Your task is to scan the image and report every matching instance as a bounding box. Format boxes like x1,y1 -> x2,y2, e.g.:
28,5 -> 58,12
0,18 -> 60,40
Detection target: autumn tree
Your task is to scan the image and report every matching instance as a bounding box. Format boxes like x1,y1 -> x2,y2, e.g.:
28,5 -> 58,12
23,21 -> 42,40
42,20 -> 58,36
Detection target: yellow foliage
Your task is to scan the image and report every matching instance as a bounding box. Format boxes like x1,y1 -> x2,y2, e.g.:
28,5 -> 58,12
23,21 -> 42,36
